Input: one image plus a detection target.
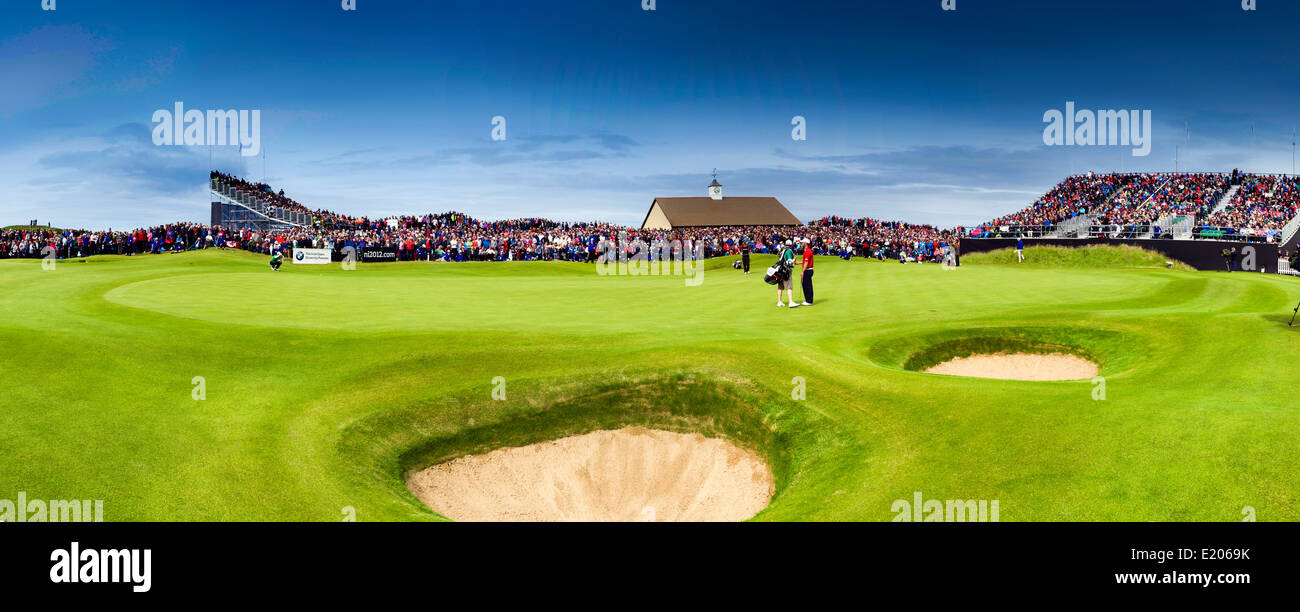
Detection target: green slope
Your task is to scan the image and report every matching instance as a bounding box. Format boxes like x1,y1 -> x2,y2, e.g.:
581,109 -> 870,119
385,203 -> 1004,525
2,247 -> 1298,521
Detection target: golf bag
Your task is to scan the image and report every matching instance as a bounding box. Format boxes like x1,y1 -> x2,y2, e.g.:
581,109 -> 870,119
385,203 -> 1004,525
763,258 -> 793,285
732,259 -> 743,270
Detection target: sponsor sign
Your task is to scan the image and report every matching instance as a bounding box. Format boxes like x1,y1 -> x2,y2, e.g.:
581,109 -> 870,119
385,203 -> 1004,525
292,248 -> 331,265
360,246 -> 399,262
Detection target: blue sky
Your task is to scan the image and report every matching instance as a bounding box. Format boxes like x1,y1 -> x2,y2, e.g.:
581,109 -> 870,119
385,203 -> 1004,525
3,0 -> 1300,229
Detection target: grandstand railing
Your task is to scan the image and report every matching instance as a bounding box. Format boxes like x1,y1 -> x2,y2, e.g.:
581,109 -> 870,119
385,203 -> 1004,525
1141,176 -> 1172,209
1152,214 -> 1195,239
1089,222 -> 1154,239
1209,184 -> 1241,216
1054,214 -> 1096,238
968,225 -> 1055,239
1191,227 -> 1276,243
209,180 -> 310,229
1172,215 -> 1195,239
1281,213 -> 1300,246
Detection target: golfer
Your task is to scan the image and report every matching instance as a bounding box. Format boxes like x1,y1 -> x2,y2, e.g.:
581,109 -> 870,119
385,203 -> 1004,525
741,238 -> 751,274
777,239 -> 797,307
1015,237 -> 1025,263
269,251 -> 284,271
797,237 -> 814,306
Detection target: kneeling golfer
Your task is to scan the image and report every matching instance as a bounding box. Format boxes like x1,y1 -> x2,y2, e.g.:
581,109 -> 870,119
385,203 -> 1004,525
270,250 -> 284,271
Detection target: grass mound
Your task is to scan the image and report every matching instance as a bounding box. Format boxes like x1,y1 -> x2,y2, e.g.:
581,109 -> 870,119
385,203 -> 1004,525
962,244 -> 1192,270
3,224 -> 66,232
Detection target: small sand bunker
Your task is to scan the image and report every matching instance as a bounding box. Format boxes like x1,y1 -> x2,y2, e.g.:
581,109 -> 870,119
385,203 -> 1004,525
406,427 -> 774,522
925,352 -> 1098,381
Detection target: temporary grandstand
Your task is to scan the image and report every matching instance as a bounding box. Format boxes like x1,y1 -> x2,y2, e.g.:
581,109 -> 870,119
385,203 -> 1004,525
209,175 -> 311,231
968,171 -> 1300,246
964,171 -> 1300,271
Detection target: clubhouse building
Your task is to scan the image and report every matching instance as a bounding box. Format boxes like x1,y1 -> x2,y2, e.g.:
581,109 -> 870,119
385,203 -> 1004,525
641,176 -> 802,230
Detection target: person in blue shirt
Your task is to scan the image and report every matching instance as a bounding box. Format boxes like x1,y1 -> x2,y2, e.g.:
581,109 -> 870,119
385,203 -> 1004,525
1015,237 -> 1025,263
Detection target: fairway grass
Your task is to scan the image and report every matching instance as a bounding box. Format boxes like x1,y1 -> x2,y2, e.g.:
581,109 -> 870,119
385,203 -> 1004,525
3,246 -> 1300,521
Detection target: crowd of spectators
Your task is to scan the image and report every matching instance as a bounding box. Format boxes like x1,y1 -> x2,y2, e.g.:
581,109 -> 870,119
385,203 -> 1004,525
17,169 -> 1300,263
805,216 -> 959,262
7,175 -> 960,263
1090,173 -> 1229,237
977,172 -> 1129,233
969,170 -> 1300,242
1199,174 -> 1300,241
1,223 -> 252,259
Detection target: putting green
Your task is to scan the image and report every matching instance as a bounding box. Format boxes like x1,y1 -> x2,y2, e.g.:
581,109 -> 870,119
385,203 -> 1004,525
2,246 -> 1299,521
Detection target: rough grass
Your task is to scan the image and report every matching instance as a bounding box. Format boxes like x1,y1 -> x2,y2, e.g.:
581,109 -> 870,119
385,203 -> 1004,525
962,244 -> 1194,270
3,225 -> 66,232
3,247 -> 1300,521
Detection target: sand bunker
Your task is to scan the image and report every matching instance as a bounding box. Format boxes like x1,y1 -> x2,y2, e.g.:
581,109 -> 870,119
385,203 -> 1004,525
406,427 -> 773,522
925,352 -> 1098,381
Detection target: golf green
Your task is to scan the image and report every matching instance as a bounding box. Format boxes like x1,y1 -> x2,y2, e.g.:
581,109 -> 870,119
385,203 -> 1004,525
2,246 -> 1298,521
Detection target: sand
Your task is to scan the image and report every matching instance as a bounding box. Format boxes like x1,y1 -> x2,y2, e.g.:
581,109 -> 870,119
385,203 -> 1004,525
405,427 -> 774,522
925,352 -> 1098,381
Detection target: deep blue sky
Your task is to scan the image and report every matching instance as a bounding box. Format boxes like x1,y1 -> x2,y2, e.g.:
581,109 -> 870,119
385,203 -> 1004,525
3,0 -> 1299,228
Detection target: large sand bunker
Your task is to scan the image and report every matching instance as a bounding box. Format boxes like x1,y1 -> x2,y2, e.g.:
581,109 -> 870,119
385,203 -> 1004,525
406,427 -> 773,522
925,352 -> 1098,381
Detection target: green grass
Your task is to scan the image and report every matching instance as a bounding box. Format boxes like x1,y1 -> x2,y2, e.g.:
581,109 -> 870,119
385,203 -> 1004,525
2,245 -> 1299,521
962,244 -> 1195,270
3,225 -> 65,232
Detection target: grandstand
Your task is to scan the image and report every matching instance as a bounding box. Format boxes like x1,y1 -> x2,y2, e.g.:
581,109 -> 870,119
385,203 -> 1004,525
207,168 -> 1300,253
12,168 -> 1300,271
968,171 -> 1300,246
209,172 -> 312,231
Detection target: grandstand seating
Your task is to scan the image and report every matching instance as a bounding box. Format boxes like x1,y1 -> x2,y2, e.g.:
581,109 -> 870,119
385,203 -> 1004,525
1198,174 -> 1300,242
14,169 -> 1300,264
971,172 -> 1300,244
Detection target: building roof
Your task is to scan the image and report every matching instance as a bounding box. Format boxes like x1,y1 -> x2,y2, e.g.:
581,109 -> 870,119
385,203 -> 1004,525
643,197 -> 803,228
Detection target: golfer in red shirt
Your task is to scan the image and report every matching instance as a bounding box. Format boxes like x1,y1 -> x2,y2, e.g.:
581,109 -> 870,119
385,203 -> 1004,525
797,238 -> 814,306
